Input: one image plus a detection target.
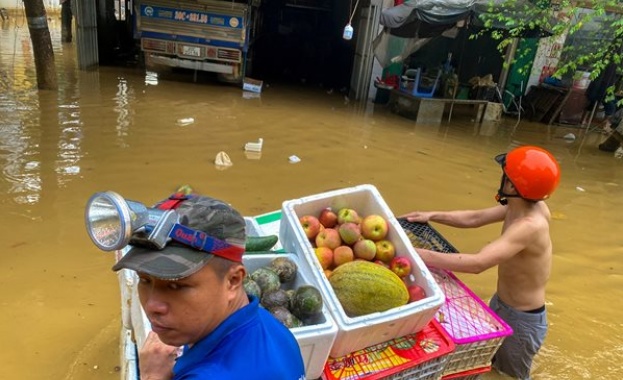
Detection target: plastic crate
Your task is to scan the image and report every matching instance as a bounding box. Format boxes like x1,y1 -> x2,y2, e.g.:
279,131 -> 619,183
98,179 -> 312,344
243,253 -> 338,380
441,365 -> 491,380
322,319 -> 455,380
280,184 -> 445,358
398,219 -> 458,253
431,269 -> 512,376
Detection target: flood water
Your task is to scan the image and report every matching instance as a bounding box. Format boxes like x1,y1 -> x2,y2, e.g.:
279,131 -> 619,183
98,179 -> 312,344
1,14 -> 622,380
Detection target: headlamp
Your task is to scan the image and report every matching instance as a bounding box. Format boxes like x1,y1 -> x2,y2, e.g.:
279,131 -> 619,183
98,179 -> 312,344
85,191 -> 235,254
85,191 -> 178,251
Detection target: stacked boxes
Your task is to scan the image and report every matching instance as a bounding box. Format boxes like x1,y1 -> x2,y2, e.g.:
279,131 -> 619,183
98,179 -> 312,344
244,253 -> 338,380
280,184 -> 445,358
430,269 -> 512,376
322,319 -> 455,380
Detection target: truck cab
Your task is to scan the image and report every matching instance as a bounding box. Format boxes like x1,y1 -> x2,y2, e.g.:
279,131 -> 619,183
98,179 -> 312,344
135,0 -> 258,83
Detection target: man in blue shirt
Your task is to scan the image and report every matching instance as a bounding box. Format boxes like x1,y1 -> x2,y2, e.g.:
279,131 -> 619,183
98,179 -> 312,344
113,195 -> 305,380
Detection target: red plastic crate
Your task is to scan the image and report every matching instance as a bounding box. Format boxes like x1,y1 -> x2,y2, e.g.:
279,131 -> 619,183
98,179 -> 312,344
431,269 -> 512,376
322,319 -> 455,380
442,366 -> 491,380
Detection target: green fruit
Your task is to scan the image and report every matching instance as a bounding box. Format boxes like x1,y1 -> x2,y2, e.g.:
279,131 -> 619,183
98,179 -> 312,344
329,260 -> 409,317
243,276 -> 262,299
245,235 -> 279,252
261,289 -> 291,310
250,267 -> 281,295
290,285 -> 323,320
269,306 -> 304,329
269,256 -> 298,283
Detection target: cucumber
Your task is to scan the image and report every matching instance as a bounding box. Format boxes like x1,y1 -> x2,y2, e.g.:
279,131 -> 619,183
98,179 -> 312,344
245,235 -> 279,252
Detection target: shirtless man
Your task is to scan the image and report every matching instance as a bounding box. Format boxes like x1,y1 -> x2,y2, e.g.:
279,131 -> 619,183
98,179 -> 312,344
401,146 -> 561,380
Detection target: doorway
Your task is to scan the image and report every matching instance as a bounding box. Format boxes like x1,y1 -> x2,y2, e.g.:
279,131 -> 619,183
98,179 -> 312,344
250,0 -> 355,91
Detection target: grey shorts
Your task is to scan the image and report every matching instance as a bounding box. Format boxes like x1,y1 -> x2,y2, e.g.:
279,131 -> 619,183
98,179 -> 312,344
489,294 -> 548,380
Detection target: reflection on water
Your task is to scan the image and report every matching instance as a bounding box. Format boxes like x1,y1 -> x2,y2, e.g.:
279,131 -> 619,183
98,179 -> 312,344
1,13 -> 623,380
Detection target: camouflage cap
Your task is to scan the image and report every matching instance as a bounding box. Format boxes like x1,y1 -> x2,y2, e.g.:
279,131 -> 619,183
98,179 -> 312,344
112,196 -> 246,280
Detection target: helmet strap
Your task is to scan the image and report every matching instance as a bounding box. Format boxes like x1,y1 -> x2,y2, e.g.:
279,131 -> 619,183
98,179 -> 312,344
496,174 -> 520,205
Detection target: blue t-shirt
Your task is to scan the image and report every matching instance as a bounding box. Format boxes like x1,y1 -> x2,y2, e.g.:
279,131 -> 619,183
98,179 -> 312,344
172,296 -> 306,380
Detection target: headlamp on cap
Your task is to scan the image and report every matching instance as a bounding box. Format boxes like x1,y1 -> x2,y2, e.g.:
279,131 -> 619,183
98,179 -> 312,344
85,191 -> 236,254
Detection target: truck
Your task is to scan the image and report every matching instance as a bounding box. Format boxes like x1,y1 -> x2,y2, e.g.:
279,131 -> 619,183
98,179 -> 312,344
134,0 -> 258,83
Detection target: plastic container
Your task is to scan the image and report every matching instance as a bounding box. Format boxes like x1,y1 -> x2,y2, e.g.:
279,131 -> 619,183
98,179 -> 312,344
322,319 -> 455,380
572,70 -> 591,90
244,253 -> 338,380
441,365 -> 491,380
242,77 -> 263,93
280,184 -> 445,358
431,269 -> 512,376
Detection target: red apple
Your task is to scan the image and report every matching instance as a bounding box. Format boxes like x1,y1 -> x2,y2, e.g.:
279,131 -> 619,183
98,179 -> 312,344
299,215 -> 321,240
389,256 -> 412,278
353,239 -> 377,261
374,259 -> 390,268
360,214 -> 389,241
374,239 -> 395,263
315,228 -> 342,250
315,247 -> 334,270
407,284 -> 427,302
318,208 -> 338,228
337,208 -> 361,225
333,245 -> 354,267
338,222 -> 362,246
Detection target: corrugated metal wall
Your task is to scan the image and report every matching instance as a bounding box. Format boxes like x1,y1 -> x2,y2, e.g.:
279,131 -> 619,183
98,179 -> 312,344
74,0 -> 99,69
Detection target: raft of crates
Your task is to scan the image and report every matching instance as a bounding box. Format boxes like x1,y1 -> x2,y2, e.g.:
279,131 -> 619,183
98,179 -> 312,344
118,184 -> 513,380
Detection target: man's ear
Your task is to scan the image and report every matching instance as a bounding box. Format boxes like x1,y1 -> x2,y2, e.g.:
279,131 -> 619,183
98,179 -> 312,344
227,264 -> 246,290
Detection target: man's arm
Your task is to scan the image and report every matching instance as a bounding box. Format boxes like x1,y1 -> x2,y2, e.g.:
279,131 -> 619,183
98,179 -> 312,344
400,205 -> 506,228
416,217 -> 537,273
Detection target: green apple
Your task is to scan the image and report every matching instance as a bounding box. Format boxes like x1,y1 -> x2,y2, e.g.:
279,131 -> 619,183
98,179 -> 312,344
337,208 -> 361,225
360,214 -> 389,241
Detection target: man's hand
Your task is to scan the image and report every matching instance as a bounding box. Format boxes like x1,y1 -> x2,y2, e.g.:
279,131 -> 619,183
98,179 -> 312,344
138,332 -> 179,380
399,211 -> 433,223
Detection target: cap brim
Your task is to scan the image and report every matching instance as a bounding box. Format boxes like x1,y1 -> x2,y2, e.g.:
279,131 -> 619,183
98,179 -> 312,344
112,244 -> 213,280
495,153 -> 507,166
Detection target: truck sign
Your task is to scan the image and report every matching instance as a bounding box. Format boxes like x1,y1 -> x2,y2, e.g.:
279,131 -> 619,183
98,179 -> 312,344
140,5 -> 243,29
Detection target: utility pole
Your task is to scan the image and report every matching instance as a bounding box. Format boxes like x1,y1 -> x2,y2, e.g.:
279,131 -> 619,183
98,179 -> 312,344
23,0 -> 57,90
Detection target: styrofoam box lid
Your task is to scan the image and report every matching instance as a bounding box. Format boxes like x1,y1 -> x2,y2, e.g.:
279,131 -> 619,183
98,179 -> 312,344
280,184 -> 445,358
243,253 -> 338,379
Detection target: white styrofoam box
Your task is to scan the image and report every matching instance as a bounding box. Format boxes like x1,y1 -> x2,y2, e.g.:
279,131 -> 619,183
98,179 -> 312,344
129,271 -> 152,349
280,184 -> 445,358
245,216 -> 262,237
244,253 -> 338,380
118,267 -> 135,330
120,327 -> 139,380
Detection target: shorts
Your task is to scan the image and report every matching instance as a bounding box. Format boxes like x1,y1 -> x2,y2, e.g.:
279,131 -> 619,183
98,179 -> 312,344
489,294 -> 547,380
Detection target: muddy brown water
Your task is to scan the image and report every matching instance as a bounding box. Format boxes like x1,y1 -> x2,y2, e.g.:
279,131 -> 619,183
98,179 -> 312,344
1,15 -> 622,380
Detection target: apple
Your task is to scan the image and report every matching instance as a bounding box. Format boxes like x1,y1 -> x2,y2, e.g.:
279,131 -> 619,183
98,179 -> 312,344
407,284 -> 427,302
333,245 -> 354,267
353,239 -> 377,261
299,215 -> 321,240
338,222 -> 362,246
389,256 -> 412,278
337,208 -> 361,225
318,208 -> 338,228
315,247 -> 334,270
315,228 -> 342,250
374,240 -> 395,263
360,214 -> 389,241
324,269 -> 333,278
374,259 -> 390,268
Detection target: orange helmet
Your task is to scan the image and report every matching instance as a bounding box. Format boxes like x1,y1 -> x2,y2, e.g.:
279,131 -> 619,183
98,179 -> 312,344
495,146 -> 561,201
